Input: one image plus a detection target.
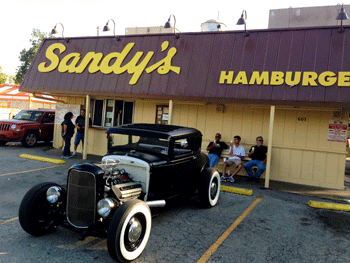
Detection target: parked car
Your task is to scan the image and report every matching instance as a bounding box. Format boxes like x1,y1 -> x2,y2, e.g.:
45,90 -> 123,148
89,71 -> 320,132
18,123 -> 221,262
0,109 -> 55,147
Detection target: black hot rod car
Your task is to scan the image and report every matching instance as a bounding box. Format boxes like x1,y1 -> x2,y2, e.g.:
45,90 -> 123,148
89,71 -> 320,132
19,124 -> 221,262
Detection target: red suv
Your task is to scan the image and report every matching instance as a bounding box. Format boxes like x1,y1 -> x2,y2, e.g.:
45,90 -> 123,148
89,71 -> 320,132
0,109 -> 55,147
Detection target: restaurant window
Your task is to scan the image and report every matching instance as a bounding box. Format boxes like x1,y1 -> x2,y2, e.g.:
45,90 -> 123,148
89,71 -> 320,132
155,105 -> 169,125
91,99 -> 134,128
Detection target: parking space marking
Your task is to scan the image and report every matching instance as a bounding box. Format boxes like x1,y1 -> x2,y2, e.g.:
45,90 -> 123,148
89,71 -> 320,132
1,217 -> 18,225
58,236 -> 98,250
0,164 -> 63,177
196,194 -> 265,263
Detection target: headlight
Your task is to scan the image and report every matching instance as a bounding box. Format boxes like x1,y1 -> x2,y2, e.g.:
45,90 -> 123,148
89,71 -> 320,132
97,198 -> 116,218
10,124 -> 16,130
46,186 -> 62,204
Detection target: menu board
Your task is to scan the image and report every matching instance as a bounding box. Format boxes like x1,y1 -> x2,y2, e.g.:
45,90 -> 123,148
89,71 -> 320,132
327,120 -> 348,143
55,103 -> 81,124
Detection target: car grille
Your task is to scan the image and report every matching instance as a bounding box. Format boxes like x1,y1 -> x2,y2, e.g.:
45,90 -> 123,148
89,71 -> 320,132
0,123 -> 10,131
66,169 -> 96,228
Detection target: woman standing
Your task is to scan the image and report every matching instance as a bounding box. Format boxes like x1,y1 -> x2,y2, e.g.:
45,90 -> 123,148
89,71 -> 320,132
61,112 -> 75,158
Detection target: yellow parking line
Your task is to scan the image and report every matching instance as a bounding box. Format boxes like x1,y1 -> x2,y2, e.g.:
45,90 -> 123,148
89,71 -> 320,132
1,217 -> 18,225
197,194 -> 265,263
0,165 -> 63,177
58,236 -> 98,250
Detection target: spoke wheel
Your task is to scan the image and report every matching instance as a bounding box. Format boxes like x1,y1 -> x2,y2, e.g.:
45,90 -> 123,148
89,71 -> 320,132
22,132 -> 37,147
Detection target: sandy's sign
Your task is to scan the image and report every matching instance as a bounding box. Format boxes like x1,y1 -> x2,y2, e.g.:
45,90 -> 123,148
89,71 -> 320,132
38,41 -> 180,85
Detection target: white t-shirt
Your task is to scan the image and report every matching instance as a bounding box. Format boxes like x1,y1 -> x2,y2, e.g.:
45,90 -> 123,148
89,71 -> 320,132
228,145 -> 246,160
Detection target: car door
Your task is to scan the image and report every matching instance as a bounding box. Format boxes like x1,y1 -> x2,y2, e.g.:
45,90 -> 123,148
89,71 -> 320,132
168,136 -> 198,196
40,112 -> 55,141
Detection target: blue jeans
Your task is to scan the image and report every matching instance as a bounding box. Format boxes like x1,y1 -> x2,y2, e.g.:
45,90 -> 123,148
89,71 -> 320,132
62,133 -> 72,157
74,132 -> 84,145
208,154 -> 220,168
244,160 -> 266,178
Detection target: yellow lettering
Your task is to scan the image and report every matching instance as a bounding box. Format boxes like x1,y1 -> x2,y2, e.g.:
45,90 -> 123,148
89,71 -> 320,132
285,71 -> 301,86
127,52 -> 154,85
73,52 -> 104,73
318,71 -> 337,87
338,72 -> 350,87
58,53 -> 81,73
112,43 -> 135,74
302,72 -> 318,86
249,71 -> 269,85
145,41 -> 180,75
233,71 -> 248,85
38,41 -> 181,85
270,71 -> 285,85
38,43 -> 66,72
219,71 -> 234,84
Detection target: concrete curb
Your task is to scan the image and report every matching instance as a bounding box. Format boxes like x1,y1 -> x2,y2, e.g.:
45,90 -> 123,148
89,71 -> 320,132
20,154 -> 66,164
220,185 -> 253,196
308,200 -> 350,211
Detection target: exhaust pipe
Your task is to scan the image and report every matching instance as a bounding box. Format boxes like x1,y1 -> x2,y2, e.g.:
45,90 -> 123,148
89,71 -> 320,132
146,200 -> 166,208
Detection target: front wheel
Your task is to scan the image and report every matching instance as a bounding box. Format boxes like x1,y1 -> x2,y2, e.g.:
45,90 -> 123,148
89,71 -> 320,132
22,132 -> 38,147
19,182 -> 62,236
199,168 -> 221,208
107,199 -> 151,263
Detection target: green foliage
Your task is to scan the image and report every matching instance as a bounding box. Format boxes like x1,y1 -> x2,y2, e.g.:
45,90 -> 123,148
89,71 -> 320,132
0,66 -> 10,84
15,29 -> 55,84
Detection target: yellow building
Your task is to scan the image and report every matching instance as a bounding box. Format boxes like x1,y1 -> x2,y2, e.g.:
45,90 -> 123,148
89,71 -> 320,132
20,26 -> 350,190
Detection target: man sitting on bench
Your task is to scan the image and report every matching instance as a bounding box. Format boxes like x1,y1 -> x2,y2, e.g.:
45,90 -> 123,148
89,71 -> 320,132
244,136 -> 268,183
221,135 -> 245,183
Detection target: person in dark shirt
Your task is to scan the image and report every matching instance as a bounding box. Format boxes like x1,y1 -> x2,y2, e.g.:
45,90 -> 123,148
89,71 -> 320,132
73,109 -> 92,156
61,112 -> 75,159
206,133 -> 229,167
244,136 -> 268,183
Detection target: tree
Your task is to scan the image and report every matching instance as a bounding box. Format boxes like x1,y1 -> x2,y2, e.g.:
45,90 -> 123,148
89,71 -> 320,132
0,66 -> 11,84
15,29 -> 55,84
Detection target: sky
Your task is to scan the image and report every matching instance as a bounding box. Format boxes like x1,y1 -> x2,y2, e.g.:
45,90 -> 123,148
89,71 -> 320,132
0,0 -> 346,78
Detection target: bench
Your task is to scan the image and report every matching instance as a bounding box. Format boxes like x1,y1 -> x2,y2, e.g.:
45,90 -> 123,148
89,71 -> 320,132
202,148 -> 261,177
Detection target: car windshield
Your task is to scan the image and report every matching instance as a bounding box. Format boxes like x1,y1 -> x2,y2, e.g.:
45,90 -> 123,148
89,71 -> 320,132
108,133 -> 169,155
13,110 -> 43,121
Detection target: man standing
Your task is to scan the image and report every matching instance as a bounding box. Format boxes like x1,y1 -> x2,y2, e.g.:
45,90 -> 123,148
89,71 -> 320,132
72,109 -> 92,156
244,136 -> 268,183
221,136 -> 246,183
206,133 -> 229,167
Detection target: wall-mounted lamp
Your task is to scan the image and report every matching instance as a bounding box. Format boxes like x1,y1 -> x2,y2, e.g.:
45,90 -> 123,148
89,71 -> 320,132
51,22 -> 69,42
164,14 -> 179,38
237,10 -> 249,36
336,4 -> 349,33
103,19 -> 120,40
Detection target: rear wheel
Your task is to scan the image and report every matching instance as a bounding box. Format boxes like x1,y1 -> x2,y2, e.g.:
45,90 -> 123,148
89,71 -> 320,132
199,168 -> 221,208
22,132 -> 38,147
0,141 -> 7,146
107,199 -> 151,263
19,182 -> 62,236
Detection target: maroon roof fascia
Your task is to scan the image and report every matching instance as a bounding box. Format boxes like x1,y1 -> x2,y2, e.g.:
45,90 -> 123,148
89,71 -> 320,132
19,26 -> 350,107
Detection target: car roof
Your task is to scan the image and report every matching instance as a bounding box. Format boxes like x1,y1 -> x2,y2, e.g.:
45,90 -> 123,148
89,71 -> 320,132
22,109 -> 55,112
106,123 -> 202,140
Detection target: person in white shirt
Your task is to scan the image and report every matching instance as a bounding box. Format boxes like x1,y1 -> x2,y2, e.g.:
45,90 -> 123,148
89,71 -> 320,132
221,135 -> 246,183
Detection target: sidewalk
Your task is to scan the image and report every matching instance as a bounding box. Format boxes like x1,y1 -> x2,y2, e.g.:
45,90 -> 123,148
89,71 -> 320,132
37,145 -> 350,203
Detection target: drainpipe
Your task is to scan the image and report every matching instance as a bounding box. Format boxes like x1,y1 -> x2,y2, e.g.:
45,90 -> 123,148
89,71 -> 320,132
28,94 -> 32,109
265,105 -> 275,189
168,100 -> 173,125
83,95 -> 90,160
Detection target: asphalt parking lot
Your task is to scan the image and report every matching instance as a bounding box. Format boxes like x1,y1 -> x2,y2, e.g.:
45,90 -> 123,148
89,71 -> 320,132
1,143 -> 350,263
